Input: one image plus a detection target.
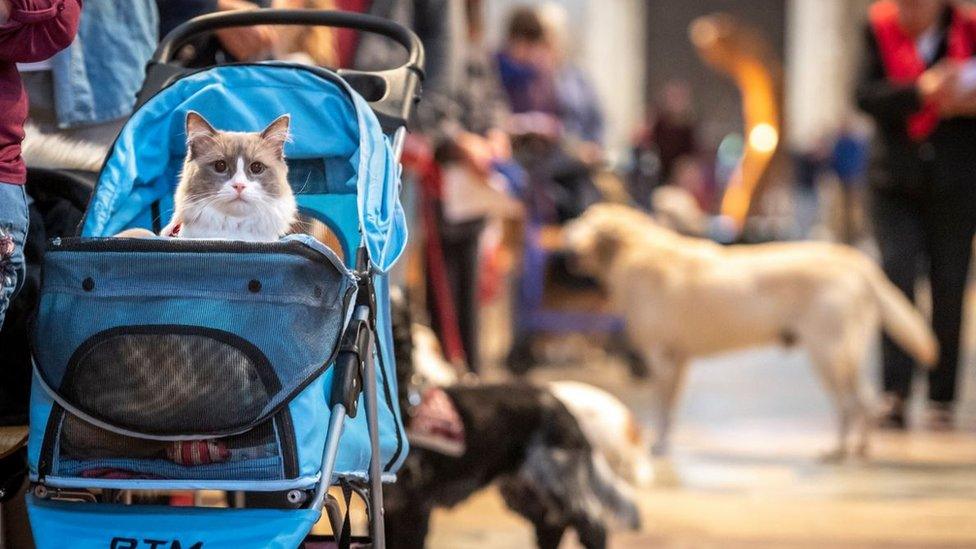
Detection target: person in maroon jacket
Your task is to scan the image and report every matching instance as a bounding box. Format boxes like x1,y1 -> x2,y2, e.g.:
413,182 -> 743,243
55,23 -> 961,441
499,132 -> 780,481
0,0 -> 81,330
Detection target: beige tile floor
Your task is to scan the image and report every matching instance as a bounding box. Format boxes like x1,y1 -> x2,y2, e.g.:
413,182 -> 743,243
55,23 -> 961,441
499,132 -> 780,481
426,335 -> 976,548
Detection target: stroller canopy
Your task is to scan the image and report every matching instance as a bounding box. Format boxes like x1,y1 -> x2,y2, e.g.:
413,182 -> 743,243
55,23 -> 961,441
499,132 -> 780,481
82,63 -> 407,272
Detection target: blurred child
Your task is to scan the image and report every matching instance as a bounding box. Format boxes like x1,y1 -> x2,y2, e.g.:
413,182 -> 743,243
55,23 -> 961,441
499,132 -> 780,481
0,0 -> 82,329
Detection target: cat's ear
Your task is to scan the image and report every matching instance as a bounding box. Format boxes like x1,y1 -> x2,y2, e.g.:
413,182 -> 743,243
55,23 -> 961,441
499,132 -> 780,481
260,114 -> 291,158
185,111 -> 217,158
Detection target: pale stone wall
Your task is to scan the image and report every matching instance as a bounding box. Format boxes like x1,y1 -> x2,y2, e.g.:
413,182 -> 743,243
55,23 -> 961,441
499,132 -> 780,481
785,0 -> 872,152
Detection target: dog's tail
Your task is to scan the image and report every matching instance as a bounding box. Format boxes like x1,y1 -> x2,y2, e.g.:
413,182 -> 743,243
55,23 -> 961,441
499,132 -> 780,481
22,124 -> 107,173
548,381 -> 654,488
588,450 -> 643,531
513,436 -> 642,533
861,257 -> 939,368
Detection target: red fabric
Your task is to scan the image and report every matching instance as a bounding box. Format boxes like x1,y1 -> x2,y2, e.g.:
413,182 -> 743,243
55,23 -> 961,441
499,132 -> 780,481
0,0 -> 81,185
80,468 -> 161,480
335,0 -> 371,68
407,387 -> 465,456
870,0 -> 976,141
166,440 -> 230,466
402,134 -> 468,366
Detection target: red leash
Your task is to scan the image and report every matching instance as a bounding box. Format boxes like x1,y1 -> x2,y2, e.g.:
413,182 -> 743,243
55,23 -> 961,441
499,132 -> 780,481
402,137 -> 468,366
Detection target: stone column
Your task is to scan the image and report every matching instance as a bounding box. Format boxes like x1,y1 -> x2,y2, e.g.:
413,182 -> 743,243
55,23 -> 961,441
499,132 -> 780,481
785,0 -> 871,152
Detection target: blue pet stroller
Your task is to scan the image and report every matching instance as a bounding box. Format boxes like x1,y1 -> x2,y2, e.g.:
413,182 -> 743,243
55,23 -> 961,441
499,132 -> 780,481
25,10 -> 422,548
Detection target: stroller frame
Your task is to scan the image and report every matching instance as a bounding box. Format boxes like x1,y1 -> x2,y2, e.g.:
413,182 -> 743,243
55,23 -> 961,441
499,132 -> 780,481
27,10 -> 423,548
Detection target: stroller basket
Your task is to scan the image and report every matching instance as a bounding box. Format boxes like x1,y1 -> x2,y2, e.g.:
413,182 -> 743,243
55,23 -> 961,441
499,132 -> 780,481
32,236 -> 355,486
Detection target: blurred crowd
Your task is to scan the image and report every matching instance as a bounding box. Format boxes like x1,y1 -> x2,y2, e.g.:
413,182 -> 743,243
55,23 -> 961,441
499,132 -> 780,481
4,0 -> 976,437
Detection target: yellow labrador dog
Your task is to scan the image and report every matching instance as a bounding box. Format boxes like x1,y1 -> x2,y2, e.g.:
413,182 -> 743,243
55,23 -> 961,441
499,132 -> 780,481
565,204 -> 938,460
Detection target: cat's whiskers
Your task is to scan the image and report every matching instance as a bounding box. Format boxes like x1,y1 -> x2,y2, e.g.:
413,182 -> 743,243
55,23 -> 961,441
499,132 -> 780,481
294,171 -> 312,196
181,193 -> 223,215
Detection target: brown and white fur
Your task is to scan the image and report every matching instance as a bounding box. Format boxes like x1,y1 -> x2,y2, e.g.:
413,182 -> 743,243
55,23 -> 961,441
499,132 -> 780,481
411,322 -> 653,487
387,295 -> 642,549
564,203 -> 939,460
160,111 -> 296,241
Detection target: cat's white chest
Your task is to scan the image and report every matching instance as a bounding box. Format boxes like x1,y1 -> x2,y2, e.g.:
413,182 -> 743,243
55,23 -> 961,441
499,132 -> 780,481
180,205 -> 285,242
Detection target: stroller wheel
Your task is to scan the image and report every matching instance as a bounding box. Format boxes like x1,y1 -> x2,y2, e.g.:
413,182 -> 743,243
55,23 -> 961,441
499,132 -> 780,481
505,336 -> 538,376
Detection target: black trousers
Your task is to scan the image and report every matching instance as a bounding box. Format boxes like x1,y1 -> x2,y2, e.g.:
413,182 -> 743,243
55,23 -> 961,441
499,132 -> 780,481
870,183 -> 976,403
426,218 -> 485,374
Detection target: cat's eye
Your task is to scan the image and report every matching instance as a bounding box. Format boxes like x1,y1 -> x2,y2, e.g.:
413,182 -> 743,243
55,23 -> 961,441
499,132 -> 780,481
213,160 -> 227,173
249,162 -> 265,175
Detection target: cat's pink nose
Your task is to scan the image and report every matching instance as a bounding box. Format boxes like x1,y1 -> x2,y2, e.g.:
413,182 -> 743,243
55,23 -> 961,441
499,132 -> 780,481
232,182 -> 247,194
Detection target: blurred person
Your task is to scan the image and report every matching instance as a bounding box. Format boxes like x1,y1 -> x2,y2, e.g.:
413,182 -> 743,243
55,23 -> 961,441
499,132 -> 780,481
791,138 -> 828,239
650,184 -> 709,238
668,155 -> 710,210
830,116 -> 870,243
625,135 -> 661,210
495,4 -> 606,161
644,80 -> 699,184
857,0 -> 976,429
157,0 -> 278,67
0,0 -> 82,543
423,0 -> 522,373
495,6 -> 557,115
495,5 -> 601,222
333,0 -> 462,118
1,0 -> 82,328
273,0 -> 339,66
628,82 -> 698,211
537,2 -> 605,153
22,0 -> 157,145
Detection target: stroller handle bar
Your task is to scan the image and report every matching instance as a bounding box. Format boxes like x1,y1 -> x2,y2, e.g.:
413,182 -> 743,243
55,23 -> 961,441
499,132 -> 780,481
154,9 -> 423,76
143,9 -> 425,130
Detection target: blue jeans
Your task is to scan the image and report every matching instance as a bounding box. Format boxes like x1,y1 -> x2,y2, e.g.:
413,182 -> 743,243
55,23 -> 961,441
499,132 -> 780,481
0,183 -> 28,329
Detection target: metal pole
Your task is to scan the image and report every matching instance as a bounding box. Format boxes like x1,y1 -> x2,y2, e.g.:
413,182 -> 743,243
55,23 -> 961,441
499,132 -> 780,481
311,403 -> 347,512
363,324 -> 386,549
391,126 -> 407,161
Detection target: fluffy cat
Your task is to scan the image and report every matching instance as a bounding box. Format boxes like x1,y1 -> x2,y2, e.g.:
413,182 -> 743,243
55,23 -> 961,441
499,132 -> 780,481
162,111 -> 297,240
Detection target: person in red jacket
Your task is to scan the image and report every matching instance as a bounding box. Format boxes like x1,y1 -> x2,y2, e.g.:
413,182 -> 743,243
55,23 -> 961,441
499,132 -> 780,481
0,0 -> 81,330
857,0 -> 976,430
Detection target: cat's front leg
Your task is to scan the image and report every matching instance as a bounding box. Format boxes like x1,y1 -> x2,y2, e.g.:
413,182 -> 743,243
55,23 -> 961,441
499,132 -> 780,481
115,228 -> 158,238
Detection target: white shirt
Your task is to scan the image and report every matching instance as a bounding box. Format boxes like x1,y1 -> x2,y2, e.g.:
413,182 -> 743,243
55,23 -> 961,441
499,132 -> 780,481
17,60 -> 54,72
917,26 -> 942,64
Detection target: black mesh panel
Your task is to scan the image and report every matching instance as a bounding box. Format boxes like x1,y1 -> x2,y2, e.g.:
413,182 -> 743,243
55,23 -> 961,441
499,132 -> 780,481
58,413 -> 277,462
61,328 -> 274,436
